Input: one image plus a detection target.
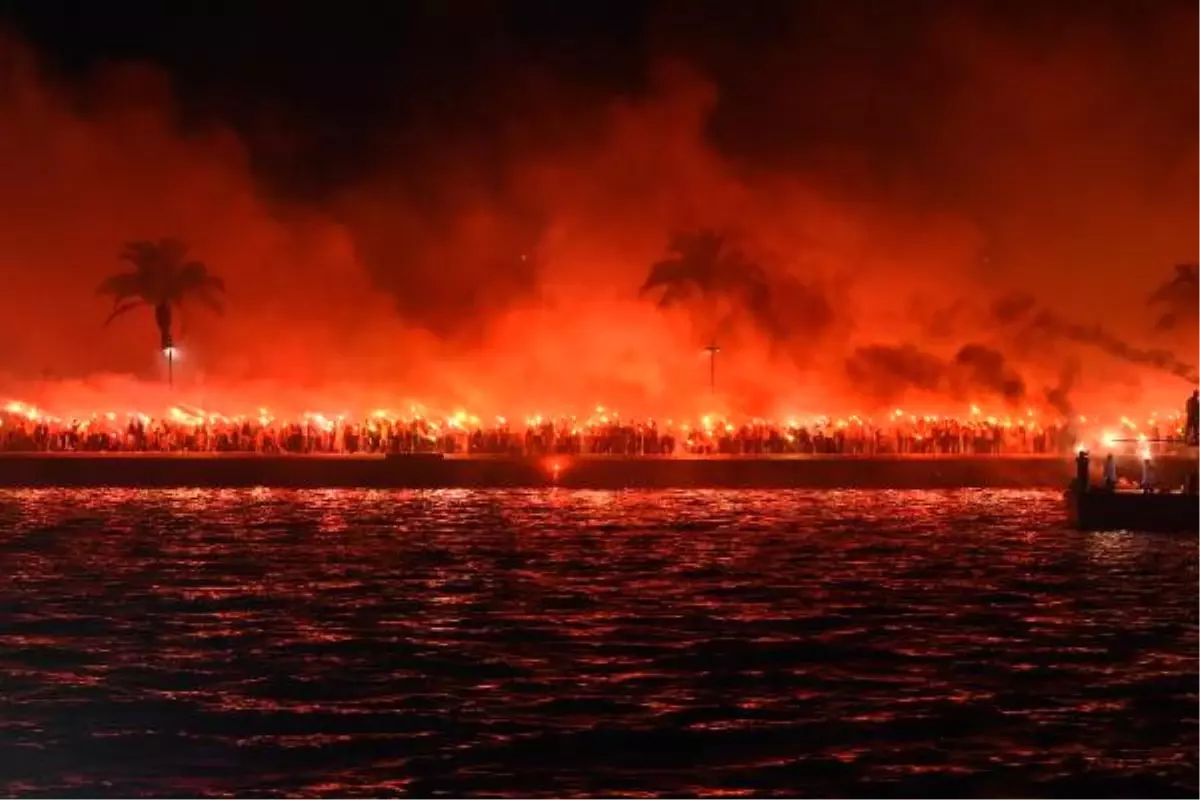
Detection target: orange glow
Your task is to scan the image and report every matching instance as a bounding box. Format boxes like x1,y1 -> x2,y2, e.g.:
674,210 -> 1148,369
0,29 -> 1191,426
0,394 -> 1183,449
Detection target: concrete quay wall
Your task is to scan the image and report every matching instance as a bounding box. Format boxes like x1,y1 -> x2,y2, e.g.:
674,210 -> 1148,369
0,453 -> 1193,490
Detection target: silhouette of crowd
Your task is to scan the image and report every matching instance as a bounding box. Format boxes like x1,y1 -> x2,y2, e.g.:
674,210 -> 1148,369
0,404 -> 1184,457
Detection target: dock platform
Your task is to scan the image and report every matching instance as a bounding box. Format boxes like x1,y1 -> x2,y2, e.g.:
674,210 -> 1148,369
1065,488 -> 1198,532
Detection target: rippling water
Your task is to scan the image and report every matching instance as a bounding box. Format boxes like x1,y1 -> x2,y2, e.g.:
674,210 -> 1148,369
0,489 -> 1195,797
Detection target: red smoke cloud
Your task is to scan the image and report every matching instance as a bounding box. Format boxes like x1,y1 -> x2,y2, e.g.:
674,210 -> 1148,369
0,37 -> 429,407
0,10 -> 1194,421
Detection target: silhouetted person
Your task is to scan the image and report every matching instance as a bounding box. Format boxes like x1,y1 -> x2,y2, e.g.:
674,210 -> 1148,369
1075,450 -> 1090,492
1103,453 -> 1117,491
1140,457 -> 1155,494
1186,390 -> 1199,445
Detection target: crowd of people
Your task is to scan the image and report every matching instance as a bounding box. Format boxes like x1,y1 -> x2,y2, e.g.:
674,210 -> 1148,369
0,400 -> 1189,457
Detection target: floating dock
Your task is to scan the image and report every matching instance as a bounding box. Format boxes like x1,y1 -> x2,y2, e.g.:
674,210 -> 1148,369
1065,488 -> 1198,533
1064,449 -> 1198,532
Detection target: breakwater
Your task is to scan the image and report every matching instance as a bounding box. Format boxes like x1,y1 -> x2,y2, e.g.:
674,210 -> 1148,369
0,453 -> 1194,489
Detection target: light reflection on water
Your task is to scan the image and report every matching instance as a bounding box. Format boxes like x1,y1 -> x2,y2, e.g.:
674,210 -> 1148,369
0,488 -> 1195,798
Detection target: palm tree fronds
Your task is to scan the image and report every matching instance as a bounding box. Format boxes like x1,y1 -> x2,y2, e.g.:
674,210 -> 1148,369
641,230 -> 749,302
193,289 -> 225,315
156,237 -> 191,265
102,237 -> 226,383
640,258 -> 691,294
97,271 -> 143,300
177,260 -> 225,296
102,239 -> 226,324
657,284 -> 697,309
104,299 -> 147,325
119,240 -> 158,267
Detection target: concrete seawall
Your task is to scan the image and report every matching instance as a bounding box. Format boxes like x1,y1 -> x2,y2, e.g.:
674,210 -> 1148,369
0,453 -> 1194,490
0,453 -> 1099,491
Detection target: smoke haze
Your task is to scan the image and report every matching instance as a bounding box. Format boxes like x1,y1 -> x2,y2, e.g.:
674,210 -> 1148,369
0,0 -> 1194,419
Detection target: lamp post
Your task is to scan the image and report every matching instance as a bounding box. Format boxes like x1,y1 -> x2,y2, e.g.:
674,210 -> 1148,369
704,342 -> 720,396
161,333 -> 175,388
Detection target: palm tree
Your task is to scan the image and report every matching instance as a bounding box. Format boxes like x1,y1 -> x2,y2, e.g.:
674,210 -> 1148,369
98,238 -> 225,386
641,230 -> 777,392
640,229 -> 766,309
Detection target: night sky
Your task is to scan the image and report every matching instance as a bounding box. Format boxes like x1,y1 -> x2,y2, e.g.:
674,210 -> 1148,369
3,0 -> 651,199
9,0 -> 1190,203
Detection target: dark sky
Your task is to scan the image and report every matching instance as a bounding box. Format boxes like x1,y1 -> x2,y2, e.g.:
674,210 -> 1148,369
6,0 -> 1191,204
2,0 -> 652,198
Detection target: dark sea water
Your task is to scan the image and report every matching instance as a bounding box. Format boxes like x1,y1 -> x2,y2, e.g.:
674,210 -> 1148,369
0,488 -> 1195,798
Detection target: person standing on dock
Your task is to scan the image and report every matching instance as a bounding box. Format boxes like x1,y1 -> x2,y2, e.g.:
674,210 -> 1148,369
1185,390 -> 1198,446
1074,450 -> 1090,492
1103,453 -> 1117,491
1141,457 -> 1156,494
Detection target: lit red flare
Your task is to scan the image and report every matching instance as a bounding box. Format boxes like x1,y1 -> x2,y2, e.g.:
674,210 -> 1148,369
0,396 -> 1187,458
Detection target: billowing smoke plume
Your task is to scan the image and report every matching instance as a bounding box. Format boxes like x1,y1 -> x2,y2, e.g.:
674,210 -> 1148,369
951,345 -> 1025,403
1044,359 -> 1081,417
0,0 -> 1194,419
844,343 -> 1027,407
1148,263 -> 1199,333
844,344 -> 945,402
992,292 -> 1199,384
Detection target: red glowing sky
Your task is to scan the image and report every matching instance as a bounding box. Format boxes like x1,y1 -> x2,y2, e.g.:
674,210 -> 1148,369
0,2 -> 1194,420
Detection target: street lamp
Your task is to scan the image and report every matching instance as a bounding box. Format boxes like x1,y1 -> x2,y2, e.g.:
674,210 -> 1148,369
704,342 -> 720,395
161,332 -> 176,388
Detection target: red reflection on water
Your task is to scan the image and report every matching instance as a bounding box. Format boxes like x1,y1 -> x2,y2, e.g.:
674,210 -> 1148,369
0,487 -> 1193,797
